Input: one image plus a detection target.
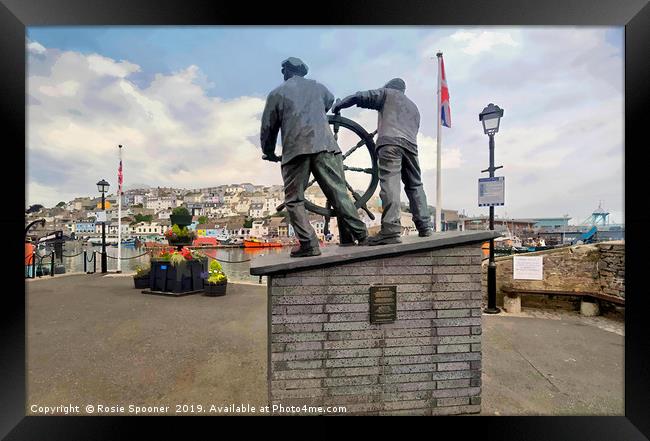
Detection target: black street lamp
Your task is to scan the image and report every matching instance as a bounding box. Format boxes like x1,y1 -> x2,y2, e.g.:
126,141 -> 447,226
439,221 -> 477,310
479,103 -> 504,314
97,179 -> 110,273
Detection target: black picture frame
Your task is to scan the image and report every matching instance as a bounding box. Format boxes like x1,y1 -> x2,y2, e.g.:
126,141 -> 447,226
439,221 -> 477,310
4,0 -> 648,438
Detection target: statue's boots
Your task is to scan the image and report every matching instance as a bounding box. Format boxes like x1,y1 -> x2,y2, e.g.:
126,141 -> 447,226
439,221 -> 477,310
366,233 -> 401,246
290,244 -> 321,257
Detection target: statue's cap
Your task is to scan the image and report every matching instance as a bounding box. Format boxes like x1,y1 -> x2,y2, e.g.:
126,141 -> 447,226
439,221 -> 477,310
384,78 -> 406,92
281,57 -> 308,77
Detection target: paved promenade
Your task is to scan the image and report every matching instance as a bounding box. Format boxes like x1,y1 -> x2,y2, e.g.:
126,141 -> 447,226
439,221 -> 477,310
26,274 -> 623,415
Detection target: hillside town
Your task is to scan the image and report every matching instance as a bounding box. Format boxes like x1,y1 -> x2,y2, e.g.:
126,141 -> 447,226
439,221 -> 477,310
25,183 -> 467,245
25,182 -> 624,250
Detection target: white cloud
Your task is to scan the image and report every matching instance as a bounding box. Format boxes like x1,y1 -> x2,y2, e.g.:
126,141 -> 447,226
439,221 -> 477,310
87,54 -> 141,78
450,30 -> 520,55
27,42 -> 271,207
417,133 -> 464,171
27,40 -> 46,54
38,80 -> 80,97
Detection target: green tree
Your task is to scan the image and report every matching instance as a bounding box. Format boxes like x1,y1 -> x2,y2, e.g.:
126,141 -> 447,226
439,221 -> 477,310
172,206 -> 190,216
56,201 -> 66,208
198,216 -> 209,225
243,218 -> 253,228
134,214 -> 153,224
26,204 -> 43,214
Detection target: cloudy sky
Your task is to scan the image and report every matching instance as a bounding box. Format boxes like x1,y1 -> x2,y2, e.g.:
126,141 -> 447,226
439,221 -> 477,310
26,26 -> 623,224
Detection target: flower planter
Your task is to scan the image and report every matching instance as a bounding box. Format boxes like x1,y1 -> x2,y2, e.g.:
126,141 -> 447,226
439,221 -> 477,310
147,258 -> 207,295
204,281 -> 227,297
133,276 -> 149,289
170,214 -> 193,228
167,238 -> 193,248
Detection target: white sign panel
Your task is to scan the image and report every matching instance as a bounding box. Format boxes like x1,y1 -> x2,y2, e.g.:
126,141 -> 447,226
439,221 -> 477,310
478,176 -> 505,207
513,255 -> 544,280
96,211 -> 107,223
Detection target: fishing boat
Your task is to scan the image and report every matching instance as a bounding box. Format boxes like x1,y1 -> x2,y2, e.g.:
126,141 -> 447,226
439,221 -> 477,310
215,233 -> 231,242
121,237 -> 137,247
244,238 -> 283,248
88,237 -> 119,246
483,228 -> 524,257
193,237 -> 218,247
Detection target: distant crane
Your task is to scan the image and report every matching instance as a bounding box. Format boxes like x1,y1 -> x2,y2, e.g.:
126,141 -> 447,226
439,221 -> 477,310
572,202 -> 609,245
580,201 -> 609,226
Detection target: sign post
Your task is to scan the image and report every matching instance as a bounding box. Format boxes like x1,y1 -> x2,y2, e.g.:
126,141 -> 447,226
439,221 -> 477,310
478,176 -> 505,207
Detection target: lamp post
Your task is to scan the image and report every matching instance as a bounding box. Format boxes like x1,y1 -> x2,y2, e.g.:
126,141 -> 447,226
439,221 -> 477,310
97,179 -> 110,273
479,103 -> 504,314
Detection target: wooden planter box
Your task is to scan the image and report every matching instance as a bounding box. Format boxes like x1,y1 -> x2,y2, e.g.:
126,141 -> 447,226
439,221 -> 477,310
167,238 -> 193,247
133,276 -> 149,289
145,258 -> 207,296
204,281 -> 227,297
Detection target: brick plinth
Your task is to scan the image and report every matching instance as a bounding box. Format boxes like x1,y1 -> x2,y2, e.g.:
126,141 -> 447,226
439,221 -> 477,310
264,242 -> 485,415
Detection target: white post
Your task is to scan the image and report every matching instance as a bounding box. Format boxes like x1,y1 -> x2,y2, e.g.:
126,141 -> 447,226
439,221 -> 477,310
117,145 -> 122,273
436,52 -> 443,232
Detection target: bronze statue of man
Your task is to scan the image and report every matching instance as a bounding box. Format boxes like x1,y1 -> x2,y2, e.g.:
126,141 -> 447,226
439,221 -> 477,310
332,78 -> 432,245
260,57 -> 369,257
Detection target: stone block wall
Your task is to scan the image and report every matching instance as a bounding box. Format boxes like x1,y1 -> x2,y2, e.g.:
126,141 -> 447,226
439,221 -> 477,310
482,241 -> 624,309
596,241 -> 625,299
268,244 -> 483,415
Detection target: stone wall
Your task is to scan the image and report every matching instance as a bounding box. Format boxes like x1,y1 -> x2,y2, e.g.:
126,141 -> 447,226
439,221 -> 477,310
596,241 -> 625,298
269,244 -> 483,415
482,241 -> 625,309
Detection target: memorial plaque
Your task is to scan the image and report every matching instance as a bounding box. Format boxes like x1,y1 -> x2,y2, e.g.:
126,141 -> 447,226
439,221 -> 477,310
369,285 -> 397,324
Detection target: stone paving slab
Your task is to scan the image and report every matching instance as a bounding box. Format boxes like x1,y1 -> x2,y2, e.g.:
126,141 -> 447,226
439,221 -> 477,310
26,274 -> 623,416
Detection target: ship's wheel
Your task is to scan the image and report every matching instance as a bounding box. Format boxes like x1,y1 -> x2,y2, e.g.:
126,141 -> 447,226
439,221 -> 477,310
276,114 -> 379,231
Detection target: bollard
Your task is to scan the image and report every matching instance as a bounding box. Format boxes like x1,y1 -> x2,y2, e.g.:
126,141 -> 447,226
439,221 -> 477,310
32,252 -> 36,279
93,251 -> 97,274
50,253 -> 55,277
84,250 -> 87,273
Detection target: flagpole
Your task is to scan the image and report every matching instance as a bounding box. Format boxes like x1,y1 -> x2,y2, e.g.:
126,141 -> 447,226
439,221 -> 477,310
117,144 -> 122,273
436,52 -> 443,232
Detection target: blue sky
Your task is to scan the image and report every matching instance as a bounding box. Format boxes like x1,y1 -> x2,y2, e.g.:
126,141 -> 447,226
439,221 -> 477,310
26,26 -> 624,224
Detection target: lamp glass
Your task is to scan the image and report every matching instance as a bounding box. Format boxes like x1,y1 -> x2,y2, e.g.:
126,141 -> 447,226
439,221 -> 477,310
483,117 -> 500,133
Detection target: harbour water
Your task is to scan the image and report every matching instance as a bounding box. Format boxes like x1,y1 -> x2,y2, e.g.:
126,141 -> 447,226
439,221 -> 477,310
37,241 -> 289,284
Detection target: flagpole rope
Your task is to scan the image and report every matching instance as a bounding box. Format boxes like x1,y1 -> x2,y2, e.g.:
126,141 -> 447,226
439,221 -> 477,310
106,252 -> 150,260
211,257 -> 251,263
60,251 -> 85,258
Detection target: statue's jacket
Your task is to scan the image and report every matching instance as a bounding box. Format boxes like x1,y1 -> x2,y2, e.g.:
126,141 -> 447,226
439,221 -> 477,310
355,88 -> 421,154
261,76 -> 341,165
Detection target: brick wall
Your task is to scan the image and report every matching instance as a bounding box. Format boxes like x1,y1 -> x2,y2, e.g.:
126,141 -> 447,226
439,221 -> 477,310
268,244 -> 483,415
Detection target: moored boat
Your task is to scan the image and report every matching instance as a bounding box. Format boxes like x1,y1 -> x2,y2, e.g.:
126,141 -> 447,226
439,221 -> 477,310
121,237 -> 137,246
193,237 -> 218,247
88,237 -> 119,246
244,238 -> 283,248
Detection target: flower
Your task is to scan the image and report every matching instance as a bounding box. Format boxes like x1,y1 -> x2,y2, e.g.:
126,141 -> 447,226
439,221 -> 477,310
206,258 -> 227,284
135,264 -> 150,277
